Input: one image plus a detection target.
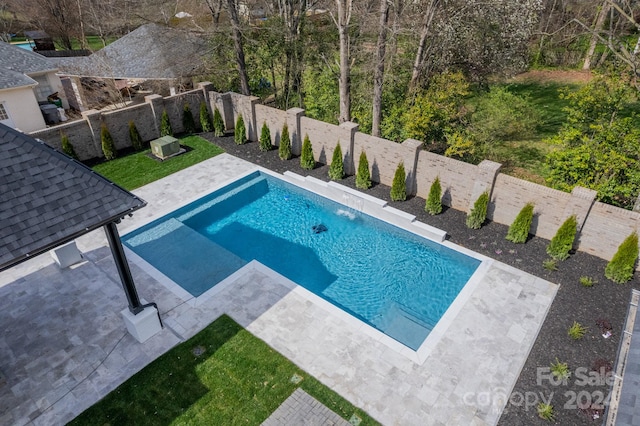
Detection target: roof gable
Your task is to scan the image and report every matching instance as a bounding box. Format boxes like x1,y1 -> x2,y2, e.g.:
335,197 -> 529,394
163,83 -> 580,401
0,124 -> 146,271
0,42 -> 58,89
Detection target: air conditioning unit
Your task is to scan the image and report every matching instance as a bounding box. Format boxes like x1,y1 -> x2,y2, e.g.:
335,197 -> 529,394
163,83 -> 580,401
150,136 -> 180,159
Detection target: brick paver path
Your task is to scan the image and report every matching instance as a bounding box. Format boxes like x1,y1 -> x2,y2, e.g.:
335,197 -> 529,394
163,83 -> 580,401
261,388 -> 351,426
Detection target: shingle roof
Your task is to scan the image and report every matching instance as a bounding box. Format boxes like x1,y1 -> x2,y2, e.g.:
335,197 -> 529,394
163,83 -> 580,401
0,42 -> 58,89
52,23 -> 211,79
0,123 -> 146,271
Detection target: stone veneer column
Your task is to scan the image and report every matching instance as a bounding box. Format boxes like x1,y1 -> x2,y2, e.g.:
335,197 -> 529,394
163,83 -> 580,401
242,95 -> 261,142
197,82 -> 214,107
339,121 -> 359,175
561,186 -> 598,232
286,107 -> 305,155
467,160 -> 502,212
401,139 -> 423,196
144,94 -> 164,139
81,109 -> 103,158
634,192 -> 640,213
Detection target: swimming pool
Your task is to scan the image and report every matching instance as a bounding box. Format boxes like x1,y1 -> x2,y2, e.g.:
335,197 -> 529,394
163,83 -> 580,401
123,171 -> 481,349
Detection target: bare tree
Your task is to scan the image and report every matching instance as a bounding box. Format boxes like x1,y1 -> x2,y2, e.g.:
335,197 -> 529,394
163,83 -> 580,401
371,0 -> 390,136
409,0 -> 439,91
15,0 -> 81,49
332,0 -> 352,123
226,0 -> 251,95
0,0 -> 14,42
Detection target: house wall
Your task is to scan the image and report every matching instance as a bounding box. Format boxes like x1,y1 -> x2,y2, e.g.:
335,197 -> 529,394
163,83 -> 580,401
0,86 -> 47,133
29,87 -> 640,266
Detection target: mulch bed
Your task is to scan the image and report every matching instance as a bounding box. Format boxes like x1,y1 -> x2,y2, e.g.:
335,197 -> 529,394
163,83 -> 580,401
202,133 -> 639,425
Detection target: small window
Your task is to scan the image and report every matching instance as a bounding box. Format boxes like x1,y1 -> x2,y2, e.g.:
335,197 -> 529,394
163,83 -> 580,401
0,103 -> 8,121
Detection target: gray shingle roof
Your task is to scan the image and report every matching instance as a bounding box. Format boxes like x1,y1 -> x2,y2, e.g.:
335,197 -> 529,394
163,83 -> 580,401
0,123 -> 146,271
0,42 -> 58,89
52,23 -> 211,79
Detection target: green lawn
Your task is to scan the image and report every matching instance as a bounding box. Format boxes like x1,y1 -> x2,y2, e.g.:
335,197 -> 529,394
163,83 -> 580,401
92,135 -> 224,191
68,315 -> 378,426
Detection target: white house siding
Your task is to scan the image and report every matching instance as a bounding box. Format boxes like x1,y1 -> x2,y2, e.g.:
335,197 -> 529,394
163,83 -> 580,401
0,86 -> 47,132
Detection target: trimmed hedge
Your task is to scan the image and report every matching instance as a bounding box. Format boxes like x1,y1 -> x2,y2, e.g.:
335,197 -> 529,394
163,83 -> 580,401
605,232 -> 639,284
278,124 -> 292,160
506,203 -> 534,243
101,124 -> 116,160
199,102 -> 212,132
213,108 -> 224,136
546,215 -> 577,260
182,103 -> 195,134
390,162 -> 406,201
355,151 -> 371,190
259,122 -> 271,152
425,177 -> 443,215
234,114 -> 246,145
466,191 -> 489,229
328,143 -> 344,180
300,134 -> 315,170
160,109 -> 173,137
128,121 -> 143,151
61,132 -> 78,159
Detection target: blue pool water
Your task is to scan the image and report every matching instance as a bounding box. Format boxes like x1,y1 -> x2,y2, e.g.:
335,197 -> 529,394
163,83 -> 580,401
123,171 -> 481,349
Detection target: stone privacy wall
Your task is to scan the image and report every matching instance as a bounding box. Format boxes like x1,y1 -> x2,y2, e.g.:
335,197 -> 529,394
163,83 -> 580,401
29,87 -> 640,264
30,83 -> 211,159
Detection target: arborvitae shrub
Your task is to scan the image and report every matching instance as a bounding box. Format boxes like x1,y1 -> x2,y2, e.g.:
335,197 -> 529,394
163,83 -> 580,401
101,124 -> 116,160
355,151 -> 371,189
547,215 -> 577,260
605,232 -> 639,284
182,103 -> 195,134
425,177 -> 443,215
300,134 -> 315,170
61,133 -> 78,159
160,109 -> 173,136
234,114 -> 246,145
213,108 -> 224,136
328,142 -> 344,180
259,122 -> 272,151
466,191 -> 489,229
128,121 -> 143,151
506,203 -> 534,243
279,124 -> 292,160
199,102 -> 212,132
390,162 -> 406,201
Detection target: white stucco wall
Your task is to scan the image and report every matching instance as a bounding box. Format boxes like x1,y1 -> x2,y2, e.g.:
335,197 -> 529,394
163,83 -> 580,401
29,71 -> 69,109
0,86 -> 47,133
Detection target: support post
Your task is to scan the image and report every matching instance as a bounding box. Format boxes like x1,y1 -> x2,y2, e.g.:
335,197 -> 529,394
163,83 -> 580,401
104,221 -> 143,314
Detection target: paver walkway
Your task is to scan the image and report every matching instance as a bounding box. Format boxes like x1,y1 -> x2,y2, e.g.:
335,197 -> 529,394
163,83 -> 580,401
261,388 -> 351,426
0,154 -> 559,425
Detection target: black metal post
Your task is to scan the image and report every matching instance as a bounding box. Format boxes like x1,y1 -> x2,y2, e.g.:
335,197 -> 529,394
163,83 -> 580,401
104,221 -> 143,314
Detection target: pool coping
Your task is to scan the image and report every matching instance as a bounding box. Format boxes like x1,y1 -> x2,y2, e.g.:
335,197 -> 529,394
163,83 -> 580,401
123,166 -> 495,364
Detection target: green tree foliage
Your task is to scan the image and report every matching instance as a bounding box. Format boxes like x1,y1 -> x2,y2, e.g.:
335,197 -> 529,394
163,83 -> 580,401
404,71 -> 470,145
101,124 -> 116,160
390,162 -> 406,201
425,177 -> 443,215
199,102 -> 212,133
547,215 -> 578,260
506,203 -> 535,243
545,74 -> 640,209
355,151 -> 371,189
300,134 -> 315,170
213,108 -> 225,137
444,130 -> 482,164
466,191 -> 489,229
605,232 -> 639,284
160,110 -> 173,137
259,122 -> 272,152
128,121 -> 143,151
278,124 -> 292,160
235,114 -> 246,145
303,65 -> 339,124
60,132 -> 78,160
182,103 -> 195,134
328,142 -> 344,181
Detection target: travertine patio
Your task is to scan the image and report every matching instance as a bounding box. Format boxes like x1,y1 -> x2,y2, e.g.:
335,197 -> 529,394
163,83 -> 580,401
0,154 -> 558,425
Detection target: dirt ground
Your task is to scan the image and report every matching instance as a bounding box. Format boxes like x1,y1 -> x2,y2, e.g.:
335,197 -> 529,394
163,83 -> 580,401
510,69 -> 593,84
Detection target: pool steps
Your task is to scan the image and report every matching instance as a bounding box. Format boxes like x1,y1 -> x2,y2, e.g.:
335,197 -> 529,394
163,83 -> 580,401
282,171 -> 447,242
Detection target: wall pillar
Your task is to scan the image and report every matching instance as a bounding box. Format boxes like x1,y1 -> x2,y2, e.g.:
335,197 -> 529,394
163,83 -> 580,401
241,95 -> 260,142
286,107 -> 305,155
562,186 -> 597,232
401,139 -> 423,196
339,121 -> 359,175
81,109 -> 103,158
197,81 -> 214,106
634,192 -> 640,213
144,94 -> 164,138
468,160 -> 502,212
